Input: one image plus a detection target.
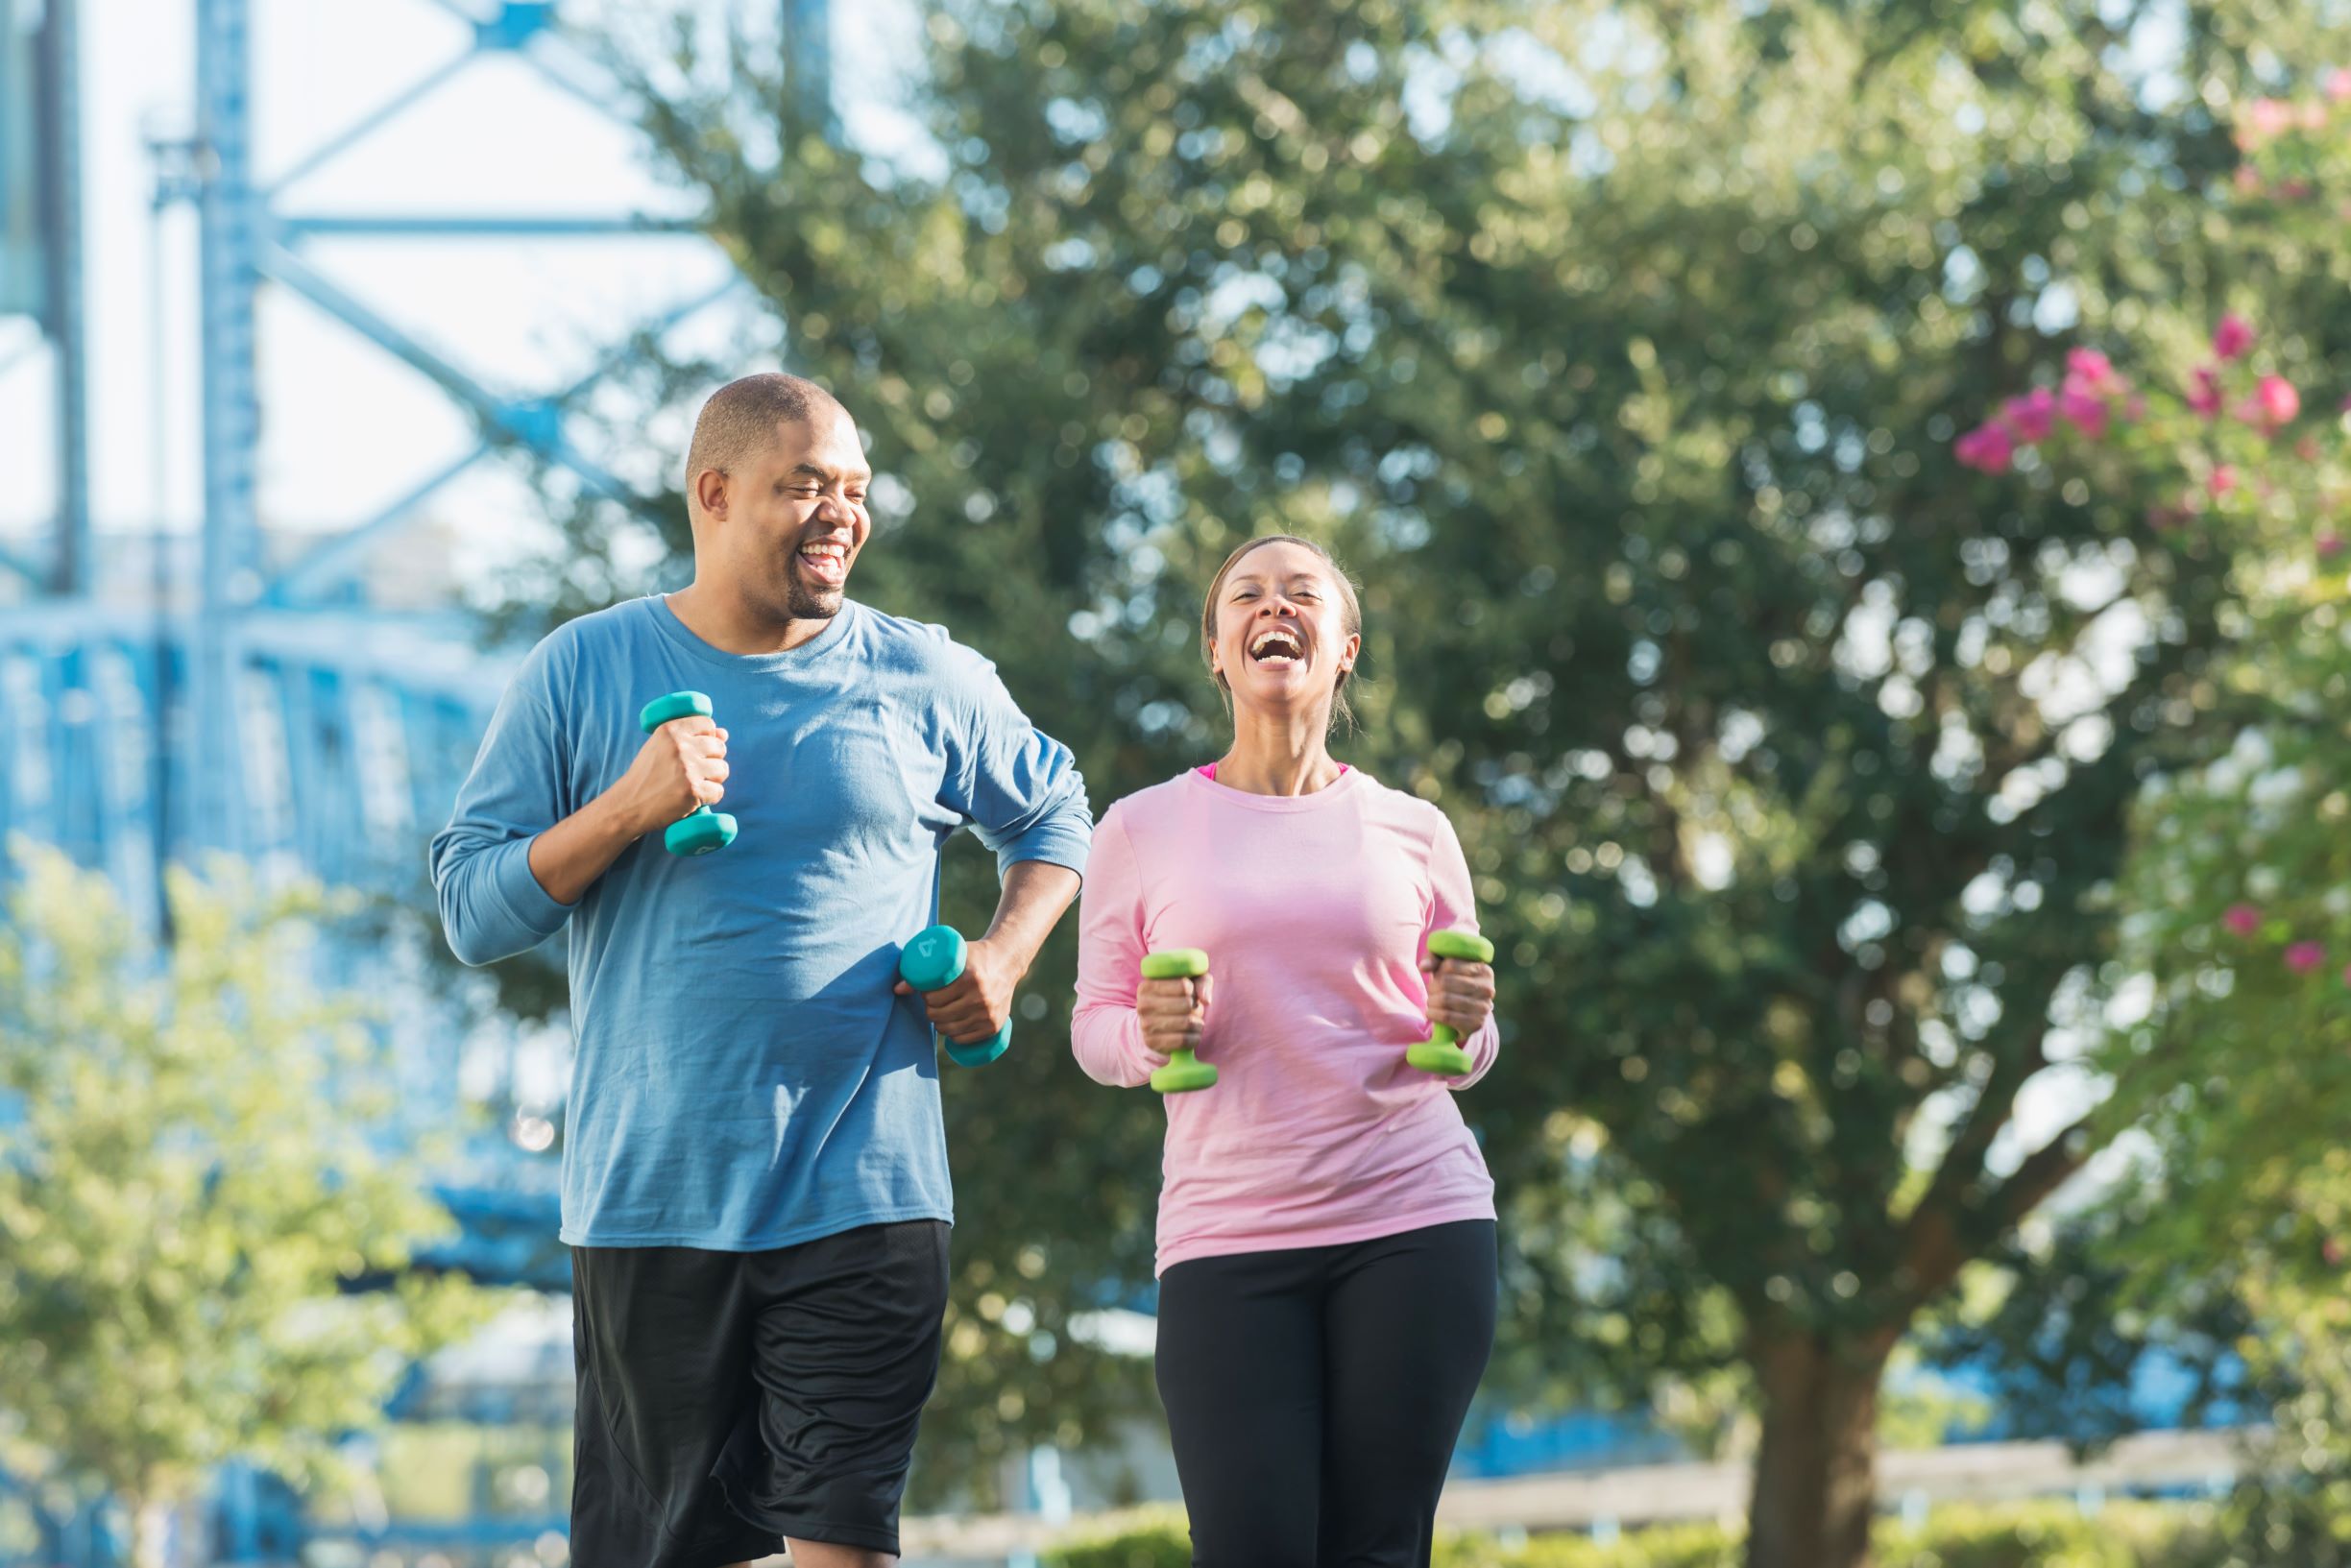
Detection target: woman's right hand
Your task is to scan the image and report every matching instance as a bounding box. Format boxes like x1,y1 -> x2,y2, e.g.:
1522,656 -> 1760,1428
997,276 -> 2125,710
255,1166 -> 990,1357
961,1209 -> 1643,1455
1137,970 -> 1212,1070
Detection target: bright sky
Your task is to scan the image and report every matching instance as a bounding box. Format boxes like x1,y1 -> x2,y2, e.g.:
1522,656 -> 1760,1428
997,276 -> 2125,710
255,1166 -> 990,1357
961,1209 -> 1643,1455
0,0 -> 919,578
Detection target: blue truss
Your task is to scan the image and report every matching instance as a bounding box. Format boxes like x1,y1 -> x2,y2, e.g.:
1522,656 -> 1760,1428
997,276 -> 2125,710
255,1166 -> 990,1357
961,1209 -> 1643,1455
2,2 -> 833,1555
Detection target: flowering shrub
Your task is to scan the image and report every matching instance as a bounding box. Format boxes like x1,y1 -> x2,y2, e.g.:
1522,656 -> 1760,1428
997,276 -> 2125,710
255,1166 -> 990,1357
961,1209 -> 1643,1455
1951,82 -> 2351,1539
1959,302 -> 2347,1001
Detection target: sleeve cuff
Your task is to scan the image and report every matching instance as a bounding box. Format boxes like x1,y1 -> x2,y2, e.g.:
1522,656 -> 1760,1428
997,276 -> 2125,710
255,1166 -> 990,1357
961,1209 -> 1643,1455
996,821 -> 1091,881
490,835 -> 572,945
1447,1021 -> 1501,1091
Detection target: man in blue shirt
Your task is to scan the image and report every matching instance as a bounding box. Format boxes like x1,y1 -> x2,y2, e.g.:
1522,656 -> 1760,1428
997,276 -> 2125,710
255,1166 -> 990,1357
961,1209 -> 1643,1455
431,373 -> 1090,1568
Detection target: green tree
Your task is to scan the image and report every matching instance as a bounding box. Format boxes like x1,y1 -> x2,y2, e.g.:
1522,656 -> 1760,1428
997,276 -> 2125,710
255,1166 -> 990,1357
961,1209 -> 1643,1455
497,1 -> 2351,1558
0,844 -> 494,1567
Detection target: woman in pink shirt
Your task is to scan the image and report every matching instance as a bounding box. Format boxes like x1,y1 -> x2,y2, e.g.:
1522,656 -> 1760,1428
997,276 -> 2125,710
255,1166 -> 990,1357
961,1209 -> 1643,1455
1074,534 -> 1500,1568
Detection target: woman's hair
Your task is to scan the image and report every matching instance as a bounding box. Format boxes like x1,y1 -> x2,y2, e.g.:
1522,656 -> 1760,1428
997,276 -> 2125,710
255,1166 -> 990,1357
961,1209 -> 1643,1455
1199,534 -> 1366,732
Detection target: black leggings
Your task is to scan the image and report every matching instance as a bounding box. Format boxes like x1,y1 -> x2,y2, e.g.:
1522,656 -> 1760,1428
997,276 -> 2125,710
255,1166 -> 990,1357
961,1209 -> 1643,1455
1153,1219 -> 1498,1568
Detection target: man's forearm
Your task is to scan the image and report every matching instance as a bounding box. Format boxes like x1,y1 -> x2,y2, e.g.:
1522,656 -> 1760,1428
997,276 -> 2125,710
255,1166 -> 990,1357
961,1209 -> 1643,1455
982,860 -> 1082,975
527,791 -> 648,907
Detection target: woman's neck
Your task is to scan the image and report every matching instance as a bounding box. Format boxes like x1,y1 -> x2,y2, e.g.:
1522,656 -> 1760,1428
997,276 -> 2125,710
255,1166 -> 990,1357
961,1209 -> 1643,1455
1215,706 -> 1343,797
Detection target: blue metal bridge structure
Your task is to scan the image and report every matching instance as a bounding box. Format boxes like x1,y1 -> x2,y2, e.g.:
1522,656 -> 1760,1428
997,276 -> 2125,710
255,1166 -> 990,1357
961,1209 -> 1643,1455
2,1 -> 819,1557
1,0 -> 824,1280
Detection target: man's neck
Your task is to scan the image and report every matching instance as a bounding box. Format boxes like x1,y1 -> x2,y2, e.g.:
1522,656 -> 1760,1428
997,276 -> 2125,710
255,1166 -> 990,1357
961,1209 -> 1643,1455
667,582 -> 836,655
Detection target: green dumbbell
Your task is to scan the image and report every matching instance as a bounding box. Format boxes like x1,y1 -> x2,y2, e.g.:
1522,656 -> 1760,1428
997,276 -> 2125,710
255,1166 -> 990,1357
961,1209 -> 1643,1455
637,690 -> 739,856
1141,949 -> 1216,1094
898,924 -> 1011,1068
1407,929 -> 1495,1076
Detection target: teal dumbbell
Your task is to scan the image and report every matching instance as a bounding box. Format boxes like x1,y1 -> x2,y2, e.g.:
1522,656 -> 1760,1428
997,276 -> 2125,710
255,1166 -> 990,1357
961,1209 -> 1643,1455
1407,929 -> 1495,1076
898,924 -> 1011,1068
1141,949 -> 1216,1094
637,690 -> 739,856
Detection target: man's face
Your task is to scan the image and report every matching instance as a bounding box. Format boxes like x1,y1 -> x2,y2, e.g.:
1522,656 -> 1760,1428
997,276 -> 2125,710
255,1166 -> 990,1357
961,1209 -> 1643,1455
723,407 -> 873,622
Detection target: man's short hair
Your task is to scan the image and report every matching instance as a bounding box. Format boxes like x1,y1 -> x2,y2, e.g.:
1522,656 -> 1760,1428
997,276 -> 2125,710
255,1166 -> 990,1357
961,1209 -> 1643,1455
684,373 -> 844,497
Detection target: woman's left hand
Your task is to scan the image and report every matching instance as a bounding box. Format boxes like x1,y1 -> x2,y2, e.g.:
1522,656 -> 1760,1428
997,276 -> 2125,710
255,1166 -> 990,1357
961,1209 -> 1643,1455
1420,951 -> 1495,1039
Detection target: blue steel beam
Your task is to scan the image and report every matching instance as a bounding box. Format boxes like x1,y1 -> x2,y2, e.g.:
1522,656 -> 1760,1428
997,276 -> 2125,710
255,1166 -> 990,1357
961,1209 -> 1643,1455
0,603 -> 505,895
785,0 -> 837,143
276,213 -> 697,238
35,0 -> 89,595
0,327 -> 42,378
165,0 -> 729,627
195,0 -> 258,857
416,0 -> 630,127
260,444 -> 488,608
259,243 -> 635,503
0,541 -> 43,586
411,0 -> 554,51
261,274 -> 742,610
554,273 -> 745,400
511,34 -> 641,123
260,50 -> 473,199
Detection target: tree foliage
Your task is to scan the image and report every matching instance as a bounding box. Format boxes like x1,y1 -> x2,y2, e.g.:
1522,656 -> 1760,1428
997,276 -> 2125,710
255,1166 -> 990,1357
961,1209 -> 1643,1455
0,845 -> 495,1534
1955,73 -> 2351,1557
488,0 -> 2351,1553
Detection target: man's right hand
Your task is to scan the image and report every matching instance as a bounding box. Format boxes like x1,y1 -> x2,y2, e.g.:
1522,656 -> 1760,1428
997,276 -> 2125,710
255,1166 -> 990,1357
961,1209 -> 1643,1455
610,716 -> 730,836
1136,970 -> 1211,1070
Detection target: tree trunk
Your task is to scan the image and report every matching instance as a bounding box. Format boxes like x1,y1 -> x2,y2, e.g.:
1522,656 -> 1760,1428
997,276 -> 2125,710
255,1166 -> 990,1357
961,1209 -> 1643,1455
1744,1330 -> 1893,1568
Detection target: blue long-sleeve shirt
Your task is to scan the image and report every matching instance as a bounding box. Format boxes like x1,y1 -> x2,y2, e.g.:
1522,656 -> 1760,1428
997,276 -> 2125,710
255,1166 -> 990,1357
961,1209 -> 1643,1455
429,594 -> 1092,1250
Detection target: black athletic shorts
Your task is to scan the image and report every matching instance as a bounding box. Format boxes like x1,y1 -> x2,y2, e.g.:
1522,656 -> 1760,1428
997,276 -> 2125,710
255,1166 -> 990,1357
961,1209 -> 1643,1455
570,1219 -> 952,1567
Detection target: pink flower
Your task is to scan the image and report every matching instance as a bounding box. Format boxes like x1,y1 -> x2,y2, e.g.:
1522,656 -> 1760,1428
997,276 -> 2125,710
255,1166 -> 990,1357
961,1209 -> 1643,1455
2320,532 -> 2344,558
2210,465 -> 2239,498
2248,98 -> 2297,142
2059,387 -> 2110,438
2215,313 -> 2256,361
2224,903 -> 2264,936
2251,374 -> 2301,431
2288,940 -> 2326,974
2188,366 -> 2224,418
2234,165 -> 2264,195
2329,69 -> 2351,103
2066,348 -> 2119,391
1954,422 -> 2014,474
2000,388 -> 2057,443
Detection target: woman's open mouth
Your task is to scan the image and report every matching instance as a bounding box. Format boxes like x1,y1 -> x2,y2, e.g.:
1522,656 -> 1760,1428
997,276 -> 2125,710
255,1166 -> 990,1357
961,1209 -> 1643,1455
1248,626 -> 1306,668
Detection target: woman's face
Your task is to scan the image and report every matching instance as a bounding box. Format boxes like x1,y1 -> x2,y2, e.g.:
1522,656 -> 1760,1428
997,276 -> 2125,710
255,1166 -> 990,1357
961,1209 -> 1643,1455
1208,541 -> 1360,721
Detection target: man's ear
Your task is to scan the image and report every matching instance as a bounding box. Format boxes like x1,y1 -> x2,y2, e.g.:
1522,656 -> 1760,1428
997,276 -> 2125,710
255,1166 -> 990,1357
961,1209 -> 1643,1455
692,467 -> 729,521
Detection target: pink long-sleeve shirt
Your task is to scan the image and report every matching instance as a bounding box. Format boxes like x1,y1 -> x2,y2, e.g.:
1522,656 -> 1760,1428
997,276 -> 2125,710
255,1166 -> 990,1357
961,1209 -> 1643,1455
1073,765 -> 1500,1274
